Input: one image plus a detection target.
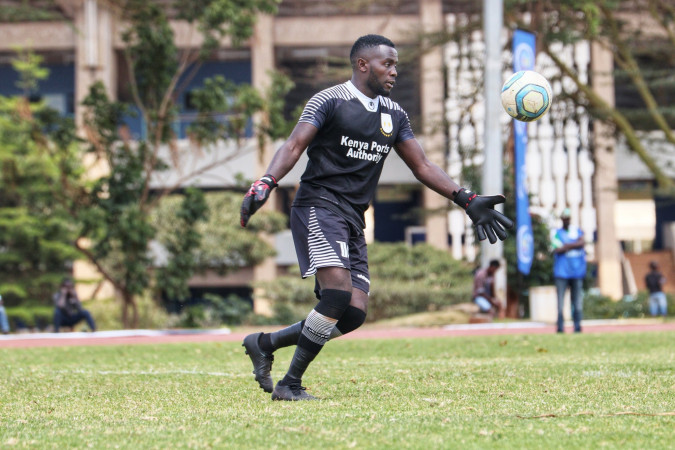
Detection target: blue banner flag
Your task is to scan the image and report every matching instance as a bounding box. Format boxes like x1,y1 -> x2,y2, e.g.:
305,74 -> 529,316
513,30 -> 535,275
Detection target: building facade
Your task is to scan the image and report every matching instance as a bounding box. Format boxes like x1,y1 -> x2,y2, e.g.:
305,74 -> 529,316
2,0 -> 670,305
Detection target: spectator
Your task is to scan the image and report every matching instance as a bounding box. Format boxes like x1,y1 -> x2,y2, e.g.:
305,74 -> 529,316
472,260 -> 502,318
53,278 -> 96,332
0,294 -> 9,334
645,261 -> 667,317
551,208 -> 586,333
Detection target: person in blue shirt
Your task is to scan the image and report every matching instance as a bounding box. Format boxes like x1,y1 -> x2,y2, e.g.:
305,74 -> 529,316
551,208 -> 586,333
0,295 -> 9,334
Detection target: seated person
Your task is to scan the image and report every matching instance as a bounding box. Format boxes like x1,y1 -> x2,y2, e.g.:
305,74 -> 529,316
472,259 -> 502,318
53,278 -> 97,332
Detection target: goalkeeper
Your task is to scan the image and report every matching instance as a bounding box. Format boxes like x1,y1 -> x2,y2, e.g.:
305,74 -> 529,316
240,34 -> 513,401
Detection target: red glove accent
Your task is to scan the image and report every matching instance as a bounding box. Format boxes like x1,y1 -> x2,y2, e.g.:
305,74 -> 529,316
240,174 -> 277,227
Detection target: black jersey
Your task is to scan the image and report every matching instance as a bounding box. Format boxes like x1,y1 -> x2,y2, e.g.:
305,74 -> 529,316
292,81 -> 415,230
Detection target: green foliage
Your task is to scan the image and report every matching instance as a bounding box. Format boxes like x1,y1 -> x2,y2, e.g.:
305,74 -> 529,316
152,191 -> 286,279
0,3 -> 63,22
584,290 -> 674,319
250,274 -> 318,324
186,76 -> 265,144
11,48 -> 49,96
5,305 -> 53,330
172,0 -> 280,55
172,294 -> 253,328
154,188 -> 208,301
254,242 -> 475,324
122,1 -> 178,129
3,2 -> 293,328
367,242 -> 475,321
0,67 -> 82,306
84,295 -> 171,330
261,71 -> 297,140
72,1 -> 291,326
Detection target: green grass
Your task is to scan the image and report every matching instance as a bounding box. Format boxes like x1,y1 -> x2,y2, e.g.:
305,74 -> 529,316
1,332 -> 674,449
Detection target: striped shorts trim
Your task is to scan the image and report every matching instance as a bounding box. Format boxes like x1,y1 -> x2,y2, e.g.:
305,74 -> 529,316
290,205 -> 371,294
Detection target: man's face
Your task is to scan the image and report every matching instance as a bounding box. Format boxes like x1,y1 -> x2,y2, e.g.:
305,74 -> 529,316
364,45 -> 398,97
562,217 -> 571,228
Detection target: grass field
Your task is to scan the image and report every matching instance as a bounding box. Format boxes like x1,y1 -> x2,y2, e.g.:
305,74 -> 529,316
1,331 -> 674,449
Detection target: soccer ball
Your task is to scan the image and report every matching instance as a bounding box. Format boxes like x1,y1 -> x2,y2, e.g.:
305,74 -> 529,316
501,70 -> 553,122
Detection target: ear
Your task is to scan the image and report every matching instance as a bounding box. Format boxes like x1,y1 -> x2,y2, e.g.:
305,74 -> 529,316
357,56 -> 369,73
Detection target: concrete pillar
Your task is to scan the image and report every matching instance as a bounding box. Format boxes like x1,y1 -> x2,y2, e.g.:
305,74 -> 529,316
72,0 -> 117,300
251,13 -> 277,315
419,0 -> 448,250
74,0 -> 116,128
591,41 -> 623,299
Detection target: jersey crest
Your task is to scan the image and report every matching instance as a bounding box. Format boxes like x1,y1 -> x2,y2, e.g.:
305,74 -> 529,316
380,113 -> 393,136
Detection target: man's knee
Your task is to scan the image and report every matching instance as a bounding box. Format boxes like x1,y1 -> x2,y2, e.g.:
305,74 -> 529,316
314,288 -> 352,320
335,305 -> 367,335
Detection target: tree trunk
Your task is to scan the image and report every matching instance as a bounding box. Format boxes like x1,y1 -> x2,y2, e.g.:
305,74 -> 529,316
121,291 -> 139,329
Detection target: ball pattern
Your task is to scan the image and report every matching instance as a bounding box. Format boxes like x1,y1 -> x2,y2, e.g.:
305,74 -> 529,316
501,71 -> 553,122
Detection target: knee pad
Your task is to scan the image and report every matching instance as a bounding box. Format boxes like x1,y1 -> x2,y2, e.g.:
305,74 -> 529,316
333,306 -> 367,337
314,289 -> 352,319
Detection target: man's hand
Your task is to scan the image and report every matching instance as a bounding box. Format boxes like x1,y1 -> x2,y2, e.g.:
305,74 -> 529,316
454,188 -> 514,244
240,174 -> 278,227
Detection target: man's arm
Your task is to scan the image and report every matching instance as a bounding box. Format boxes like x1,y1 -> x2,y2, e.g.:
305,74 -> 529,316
394,138 -> 461,199
554,235 -> 585,253
264,123 -> 318,181
54,291 -> 67,309
394,138 -> 514,243
240,123 -> 318,227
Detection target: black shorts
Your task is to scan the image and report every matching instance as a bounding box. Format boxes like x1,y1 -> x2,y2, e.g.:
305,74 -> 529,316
290,206 -> 370,295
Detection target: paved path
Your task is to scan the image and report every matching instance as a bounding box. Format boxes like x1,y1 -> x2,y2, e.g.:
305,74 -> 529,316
1,319 -> 673,348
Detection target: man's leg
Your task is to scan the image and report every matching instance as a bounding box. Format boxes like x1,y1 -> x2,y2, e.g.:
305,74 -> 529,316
657,292 -> 668,317
0,306 -> 9,333
53,308 -> 64,333
81,309 -> 97,331
246,290 -> 367,394
272,267 -> 352,401
649,294 -> 658,317
570,278 -> 583,332
554,278 -> 567,333
261,304 -> 366,352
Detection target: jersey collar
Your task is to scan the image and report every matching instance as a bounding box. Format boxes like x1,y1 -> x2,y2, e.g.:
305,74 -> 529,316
346,81 -> 379,112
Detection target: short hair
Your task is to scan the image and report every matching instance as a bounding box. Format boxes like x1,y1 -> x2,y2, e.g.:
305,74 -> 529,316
349,34 -> 395,67
649,261 -> 658,270
489,259 -> 501,269
61,277 -> 74,287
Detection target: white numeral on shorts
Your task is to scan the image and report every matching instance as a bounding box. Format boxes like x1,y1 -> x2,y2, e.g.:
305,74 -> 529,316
336,240 -> 349,258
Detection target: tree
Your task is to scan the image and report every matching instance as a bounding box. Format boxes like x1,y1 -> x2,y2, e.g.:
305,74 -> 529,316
151,190 -> 287,303
63,0 -> 289,328
0,54 -> 81,307
1,1 -> 291,328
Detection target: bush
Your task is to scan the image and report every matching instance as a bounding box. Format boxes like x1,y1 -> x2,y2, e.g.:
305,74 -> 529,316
250,275 -> 317,325
584,290 -> 674,319
253,242 -> 475,324
85,295 -> 172,330
5,306 -> 53,330
172,294 -> 253,328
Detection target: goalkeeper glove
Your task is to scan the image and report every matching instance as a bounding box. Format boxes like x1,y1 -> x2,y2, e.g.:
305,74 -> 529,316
240,174 -> 277,227
454,188 -> 514,244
